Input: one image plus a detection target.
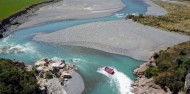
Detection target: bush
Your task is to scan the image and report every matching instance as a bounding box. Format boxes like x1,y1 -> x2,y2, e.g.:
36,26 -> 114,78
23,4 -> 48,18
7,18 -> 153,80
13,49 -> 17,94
145,67 -> 158,78
139,14 -> 144,18
157,61 -> 172,71
45,71 -> 53,79
0,58 -> 38,94
126,14 -> 135,19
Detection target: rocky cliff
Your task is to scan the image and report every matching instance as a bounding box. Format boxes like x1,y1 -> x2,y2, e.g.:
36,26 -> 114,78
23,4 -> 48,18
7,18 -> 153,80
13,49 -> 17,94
132,53 -> 172,94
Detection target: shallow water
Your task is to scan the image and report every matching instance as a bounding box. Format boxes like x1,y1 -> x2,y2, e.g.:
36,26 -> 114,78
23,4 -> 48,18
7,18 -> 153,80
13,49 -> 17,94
0,0 -> 147,93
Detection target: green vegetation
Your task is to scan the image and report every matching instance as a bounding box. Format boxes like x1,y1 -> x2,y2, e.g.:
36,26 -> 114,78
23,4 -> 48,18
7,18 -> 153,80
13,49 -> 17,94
128,1 -> 190,93
145,41 -> 190,94
145,67 -> 158,78
45,71 -> 53,79
0,58 -> 38,94
126,2 -> 190,35
0,0 -> 48,22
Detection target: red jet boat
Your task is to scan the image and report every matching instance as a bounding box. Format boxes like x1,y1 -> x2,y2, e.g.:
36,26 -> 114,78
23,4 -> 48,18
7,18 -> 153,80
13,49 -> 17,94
104,67 -> 115,75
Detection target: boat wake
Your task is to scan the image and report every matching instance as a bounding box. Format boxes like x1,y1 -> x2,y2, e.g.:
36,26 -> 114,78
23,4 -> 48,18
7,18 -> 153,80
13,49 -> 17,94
97,67 -> 133,94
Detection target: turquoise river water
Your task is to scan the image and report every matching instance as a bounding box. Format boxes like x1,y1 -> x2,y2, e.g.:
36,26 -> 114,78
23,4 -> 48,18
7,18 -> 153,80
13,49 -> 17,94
0,0 -> 149,94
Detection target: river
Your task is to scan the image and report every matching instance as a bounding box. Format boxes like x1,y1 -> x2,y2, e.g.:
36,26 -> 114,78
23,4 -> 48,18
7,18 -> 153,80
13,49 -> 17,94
0,0 -> 148,93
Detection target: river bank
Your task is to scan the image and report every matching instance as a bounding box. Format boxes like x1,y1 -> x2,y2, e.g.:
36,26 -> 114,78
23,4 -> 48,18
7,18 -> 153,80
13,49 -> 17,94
132,54 -> 172,94
0,0 -> 61,38
132,41 -> 190,94
131,0 -> 190,93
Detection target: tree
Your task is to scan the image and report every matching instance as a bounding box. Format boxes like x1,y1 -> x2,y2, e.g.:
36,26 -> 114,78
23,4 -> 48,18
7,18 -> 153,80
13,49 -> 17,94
0,58 -> 38,94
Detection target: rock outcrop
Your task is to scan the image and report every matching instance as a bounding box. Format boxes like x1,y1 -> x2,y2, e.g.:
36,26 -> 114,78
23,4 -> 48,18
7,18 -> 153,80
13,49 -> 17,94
33,58 -> 83,94
132,75 -> 172,94
132,53 -> 172,94
185,73 -> 190,93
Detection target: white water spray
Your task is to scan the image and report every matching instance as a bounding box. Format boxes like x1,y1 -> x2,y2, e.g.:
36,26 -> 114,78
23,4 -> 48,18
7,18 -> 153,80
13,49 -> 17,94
97,67 -> 133,94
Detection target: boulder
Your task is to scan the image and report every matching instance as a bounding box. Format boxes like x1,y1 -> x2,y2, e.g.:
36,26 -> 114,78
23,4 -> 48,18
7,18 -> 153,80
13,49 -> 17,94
134,62 -> 148,75
132,76 -> 172,94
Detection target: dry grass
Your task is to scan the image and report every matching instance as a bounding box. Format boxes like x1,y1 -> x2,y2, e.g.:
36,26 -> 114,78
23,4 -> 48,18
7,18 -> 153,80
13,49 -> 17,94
129,1 -> 190,34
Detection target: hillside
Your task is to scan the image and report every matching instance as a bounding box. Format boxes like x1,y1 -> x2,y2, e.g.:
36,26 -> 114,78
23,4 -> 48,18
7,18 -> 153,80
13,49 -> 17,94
0,58 -> 38,94
145,41 -> 190,93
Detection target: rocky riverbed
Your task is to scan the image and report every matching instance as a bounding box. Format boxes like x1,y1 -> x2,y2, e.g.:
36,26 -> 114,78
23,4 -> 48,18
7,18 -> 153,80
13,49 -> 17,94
33,20 -> 190,61
27,58 -> 84,94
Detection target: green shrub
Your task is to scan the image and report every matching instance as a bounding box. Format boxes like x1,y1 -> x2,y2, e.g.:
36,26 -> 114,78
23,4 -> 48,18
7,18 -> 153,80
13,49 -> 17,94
157,61 -> 172,71
45,71 -> 53,79
0,58 -> 38,94
139,14 -> 144,18
145,67 -> 158,78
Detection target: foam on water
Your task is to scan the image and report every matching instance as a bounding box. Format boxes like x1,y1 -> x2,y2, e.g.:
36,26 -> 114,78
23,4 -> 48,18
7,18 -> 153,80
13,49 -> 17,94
72,58 -> 81,62
97,67 -> 133,94
115,13 -> 125,18
19,43 -> 36,53
51,57 -> 64,61
0,42 -> 36,54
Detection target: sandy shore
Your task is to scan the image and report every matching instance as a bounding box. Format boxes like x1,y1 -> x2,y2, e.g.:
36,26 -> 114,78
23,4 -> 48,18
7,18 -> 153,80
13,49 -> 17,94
33,20 -> 190,61
18,0 -> 125,29
63,71 -> 85,94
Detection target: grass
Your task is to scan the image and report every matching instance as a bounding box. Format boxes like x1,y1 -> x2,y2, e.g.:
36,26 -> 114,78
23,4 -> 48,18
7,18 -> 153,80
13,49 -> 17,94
127,1 -> 190,34
0,0 -> 48,22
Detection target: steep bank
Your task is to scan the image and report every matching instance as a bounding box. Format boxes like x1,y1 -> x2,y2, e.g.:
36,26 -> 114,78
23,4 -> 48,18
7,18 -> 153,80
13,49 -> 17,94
33,20 -> 190,61
0,0 -> 61,38
132,54 -> 172,94
131,1 -> 190,93
132,41 -> 190,94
